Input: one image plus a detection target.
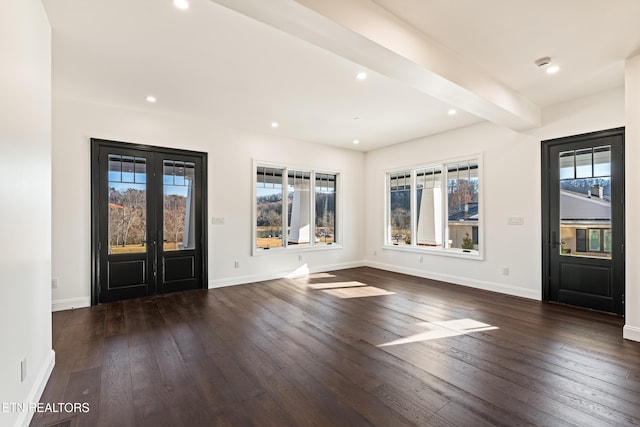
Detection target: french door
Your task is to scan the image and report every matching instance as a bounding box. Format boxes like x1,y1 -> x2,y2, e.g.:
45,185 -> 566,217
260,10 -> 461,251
91,139 -> 207,304
542,128 -> 624,315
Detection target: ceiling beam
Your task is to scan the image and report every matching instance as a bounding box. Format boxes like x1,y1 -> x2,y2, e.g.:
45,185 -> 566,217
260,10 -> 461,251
209,0 -> 541,131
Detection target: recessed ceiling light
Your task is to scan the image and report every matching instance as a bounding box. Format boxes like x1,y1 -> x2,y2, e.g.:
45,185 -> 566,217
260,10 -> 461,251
173,0 -> 189,10
271,122 -> 279,128
356,72 -> 368,80
448,109 -> 457,116
546,65 -> 560,74
534,56 -> 559,74
145,95 -> 157,103
353,139 -> 360,145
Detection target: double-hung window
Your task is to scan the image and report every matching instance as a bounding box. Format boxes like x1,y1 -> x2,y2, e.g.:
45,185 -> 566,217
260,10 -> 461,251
255,163 -> 339,253
386,156 -> 481,257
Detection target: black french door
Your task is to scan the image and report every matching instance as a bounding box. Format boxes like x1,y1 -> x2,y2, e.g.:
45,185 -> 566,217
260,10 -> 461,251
542,128 -> 624,315
91,139 -> 207,304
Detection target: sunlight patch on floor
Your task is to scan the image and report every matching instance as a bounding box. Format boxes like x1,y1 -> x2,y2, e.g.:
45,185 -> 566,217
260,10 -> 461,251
307,281 -> 368,290
321,286 -> 395,299
378,318 -> 498,346
307,281 -> 395,298
306,273 -> 337,279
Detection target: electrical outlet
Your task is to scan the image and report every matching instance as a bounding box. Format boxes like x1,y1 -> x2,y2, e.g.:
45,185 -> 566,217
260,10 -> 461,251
298,254 -> 303,261
234,261 -> 240,269
502,267 -> 509,276
419,256 -> 424,263
20,357 -> 26,382
373,250 -> 377,256
51,278 -> 58,289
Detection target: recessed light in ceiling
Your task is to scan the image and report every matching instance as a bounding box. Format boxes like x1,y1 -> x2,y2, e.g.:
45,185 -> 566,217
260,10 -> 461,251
271,122 -> 279,128
353,139 -> 360,145
534,56 -> 559,74
145,95 -> 157,103
356,72 -> 368,80
546,65 -> 560,74
448,109 -> 457,116
173,0 -> 189,10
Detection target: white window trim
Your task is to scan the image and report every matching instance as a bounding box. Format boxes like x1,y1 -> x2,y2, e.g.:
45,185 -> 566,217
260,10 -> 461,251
252,159 -> 343,256
383,153 -> 484,261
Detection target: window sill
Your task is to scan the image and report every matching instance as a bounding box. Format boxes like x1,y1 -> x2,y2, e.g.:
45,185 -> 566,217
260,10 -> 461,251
382,244 -> 483,261
253,243 -> 343,256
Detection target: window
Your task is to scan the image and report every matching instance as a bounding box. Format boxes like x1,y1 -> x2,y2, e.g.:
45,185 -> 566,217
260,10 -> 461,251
386,157 -> 481,256
389,171 -> 411,245
256,167 -> 284,249
416,166 -> 442,247
315,173 -> 337,244
287,170 -> 311,246
447,161 -> 479,251
255,163 -> 339,253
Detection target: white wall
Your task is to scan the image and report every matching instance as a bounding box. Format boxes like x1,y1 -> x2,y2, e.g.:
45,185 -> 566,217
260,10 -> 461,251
365,122 -> 543,298
51,96 -> 365,309
0,1 -> 54,426
364,87 -> 625,302
51,83 -> 636,340
624,56 -> 640,341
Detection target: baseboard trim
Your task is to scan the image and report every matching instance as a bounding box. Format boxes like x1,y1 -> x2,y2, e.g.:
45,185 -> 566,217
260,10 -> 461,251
365,260 -> 541,300
623,325 -> 640,342
16,349 -> 55,427
208,261 -> 366,289
52,297 -> 91,312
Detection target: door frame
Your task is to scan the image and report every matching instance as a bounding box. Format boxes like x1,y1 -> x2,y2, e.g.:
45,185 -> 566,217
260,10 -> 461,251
91,138 -> 208,305
541,127 -> 625,313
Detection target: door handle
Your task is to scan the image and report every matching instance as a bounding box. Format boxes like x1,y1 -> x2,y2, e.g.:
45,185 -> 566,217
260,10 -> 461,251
551,231 -> 563,249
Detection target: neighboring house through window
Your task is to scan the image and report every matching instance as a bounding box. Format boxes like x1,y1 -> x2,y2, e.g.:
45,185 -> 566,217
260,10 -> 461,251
386,156 -> 481,257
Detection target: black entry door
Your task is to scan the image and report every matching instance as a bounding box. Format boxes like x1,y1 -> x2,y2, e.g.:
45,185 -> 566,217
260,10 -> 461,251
92,139 -> 207,304
542,128 -> 624,315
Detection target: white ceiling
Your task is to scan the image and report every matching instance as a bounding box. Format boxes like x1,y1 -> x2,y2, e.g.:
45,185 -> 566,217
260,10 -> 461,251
42,0 -> 640,151
372,0 -> 640,107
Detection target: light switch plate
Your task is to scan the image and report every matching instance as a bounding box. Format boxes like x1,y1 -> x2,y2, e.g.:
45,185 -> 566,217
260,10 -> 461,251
508,216 -> 524,225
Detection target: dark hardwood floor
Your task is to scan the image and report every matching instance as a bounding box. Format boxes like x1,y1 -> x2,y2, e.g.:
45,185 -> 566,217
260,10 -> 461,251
31,267 -> 640,426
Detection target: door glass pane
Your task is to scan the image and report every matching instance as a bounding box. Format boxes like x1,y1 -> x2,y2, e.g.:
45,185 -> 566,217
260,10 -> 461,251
163,160 -> 196,251
256,167 -> 284,248
559,151 -> 574,180
287,170 -> 311,246
559,146 -> 611,258
575,149 -> 593,178
174,161 -> 185,186
593,146 -> 611,177
134,157 -> 146,183
163,161 -> 174,185
108,154 -> 147,254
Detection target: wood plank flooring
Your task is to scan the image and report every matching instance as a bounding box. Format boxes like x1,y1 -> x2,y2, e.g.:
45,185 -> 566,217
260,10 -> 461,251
31,267 -> 640,426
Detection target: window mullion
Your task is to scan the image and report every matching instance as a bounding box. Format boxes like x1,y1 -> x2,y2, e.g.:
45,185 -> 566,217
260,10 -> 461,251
282,167 -> 288,247
310,171 -> 316,247
411,171 -> 417,247
443,165 -> 449,250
